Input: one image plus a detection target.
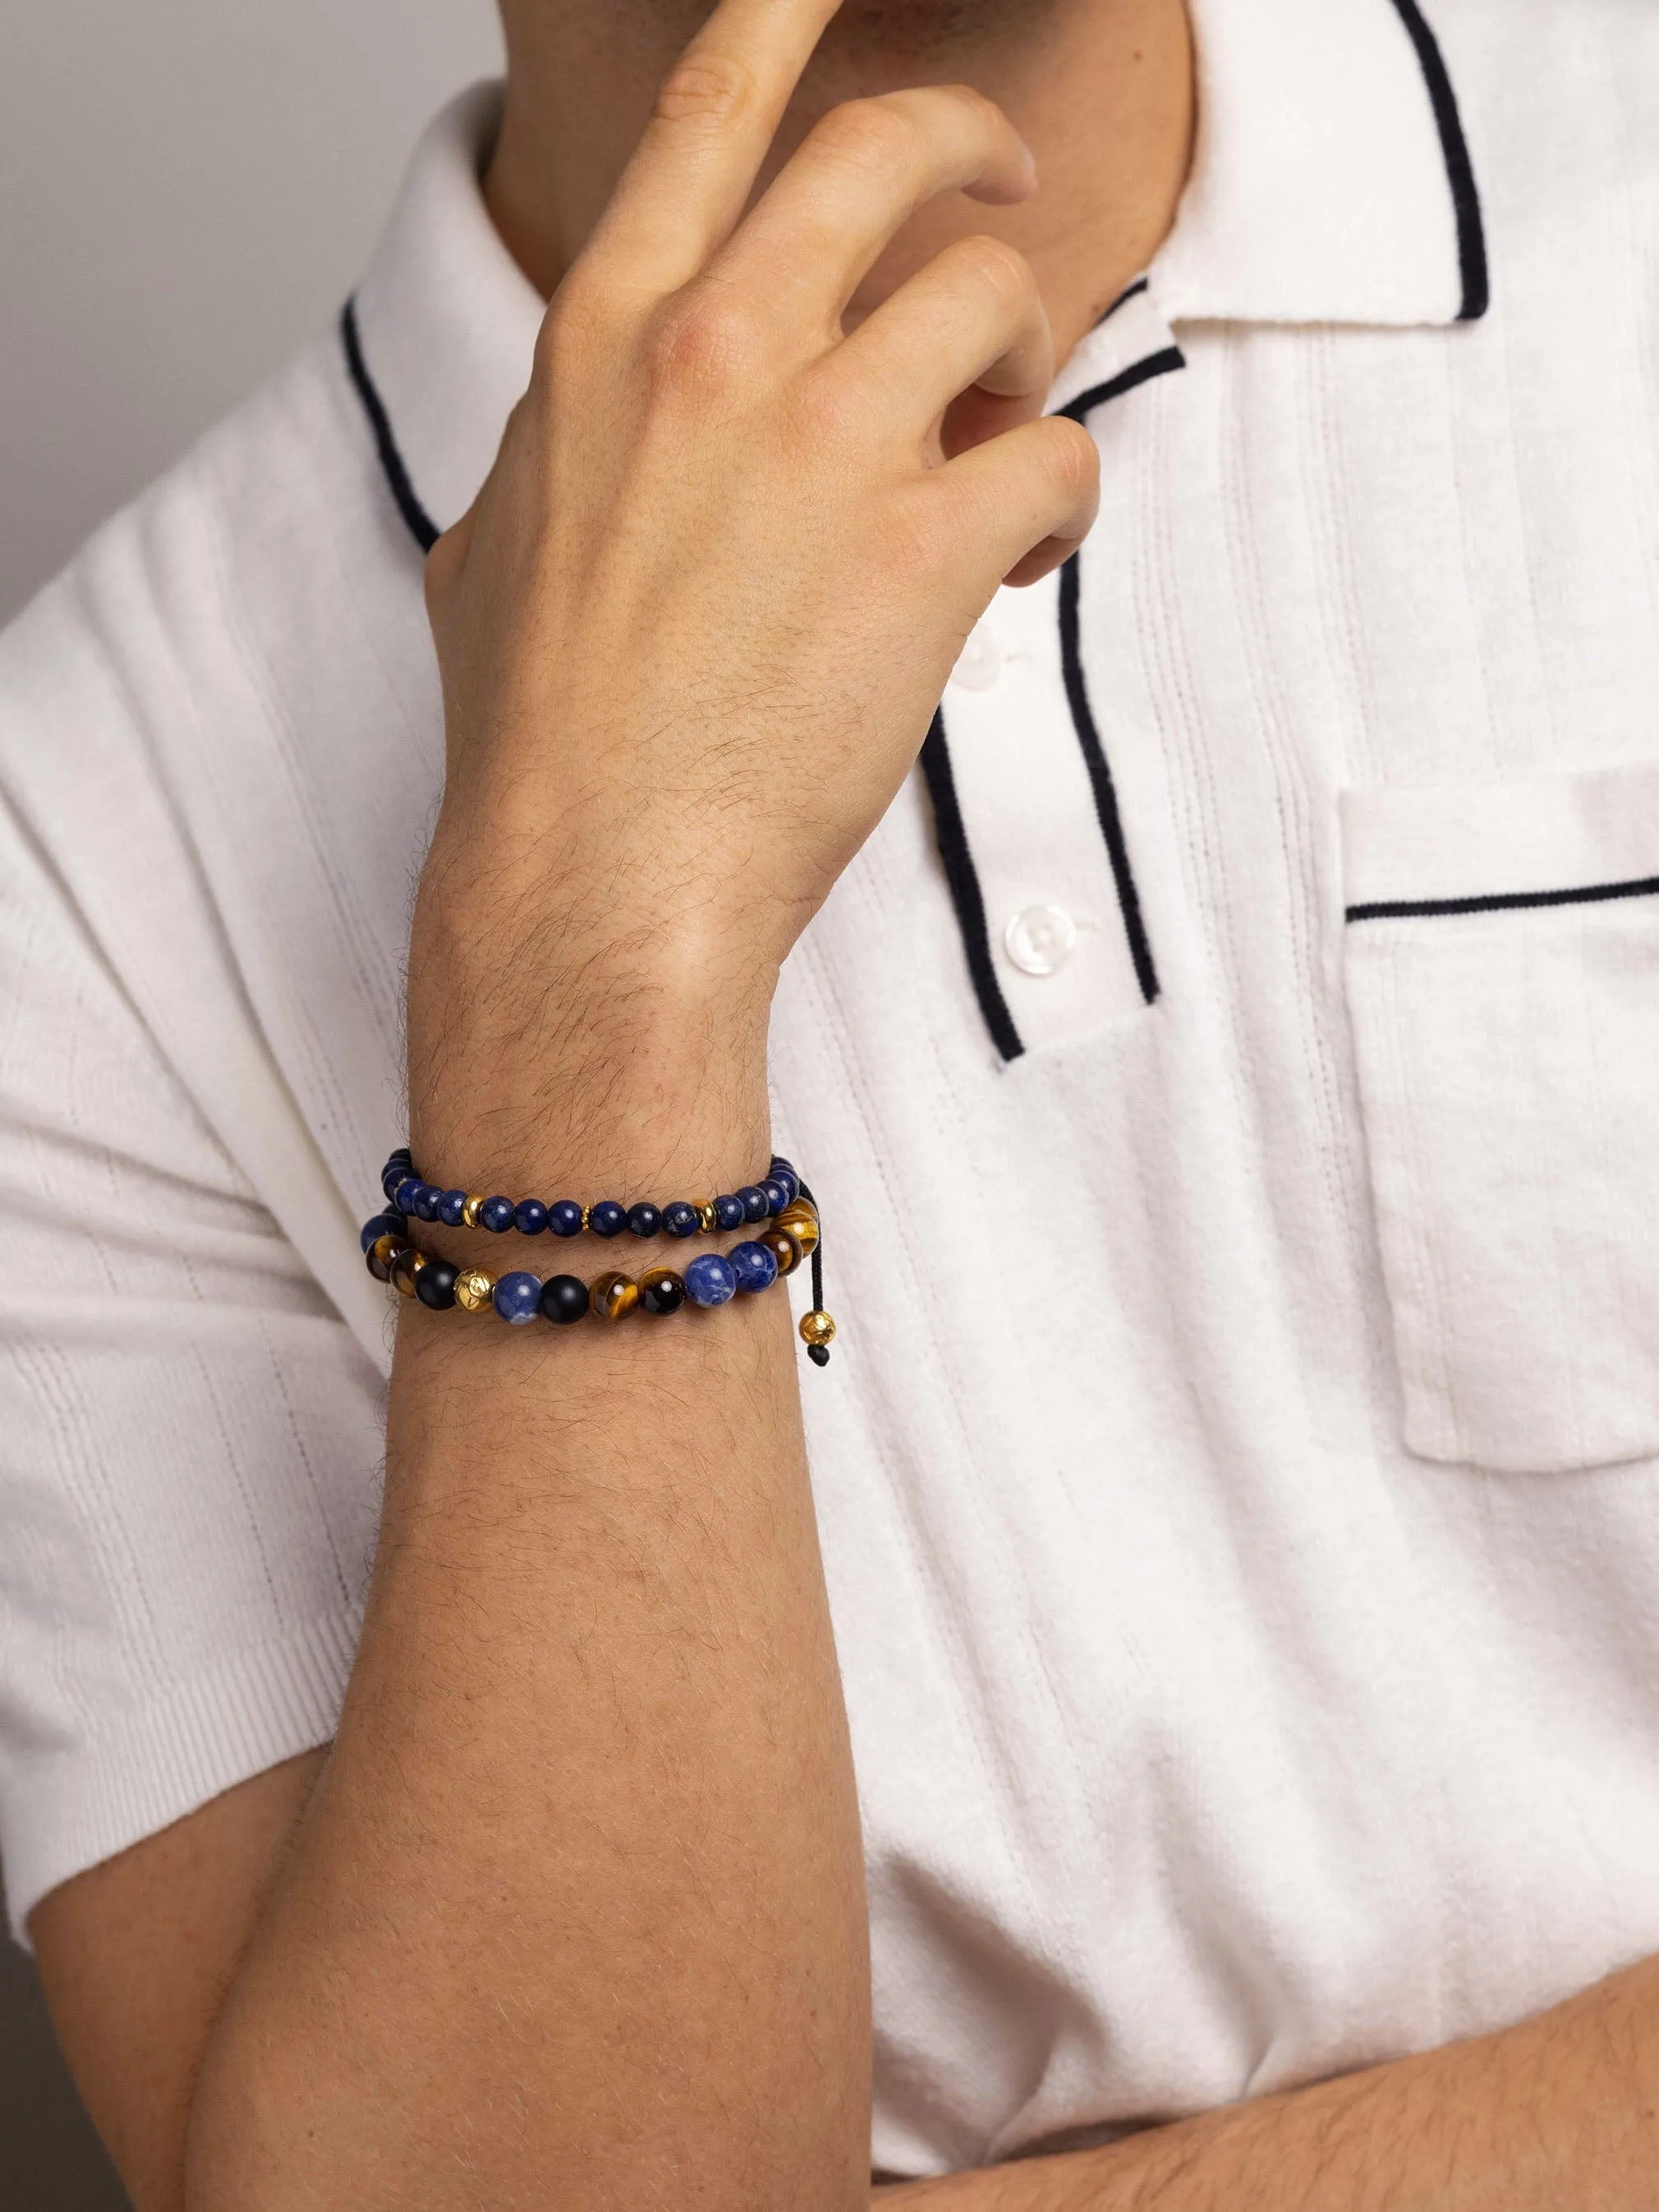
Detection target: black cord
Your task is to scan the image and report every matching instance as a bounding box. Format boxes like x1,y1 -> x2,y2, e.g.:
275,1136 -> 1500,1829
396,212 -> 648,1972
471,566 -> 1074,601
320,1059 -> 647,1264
795,1180 -> 830,1367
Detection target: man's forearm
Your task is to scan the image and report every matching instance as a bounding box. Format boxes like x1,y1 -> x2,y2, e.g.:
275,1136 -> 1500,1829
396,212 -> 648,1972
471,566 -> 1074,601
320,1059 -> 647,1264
881,1952 -> 1659,2210
184,917 -> 871,2209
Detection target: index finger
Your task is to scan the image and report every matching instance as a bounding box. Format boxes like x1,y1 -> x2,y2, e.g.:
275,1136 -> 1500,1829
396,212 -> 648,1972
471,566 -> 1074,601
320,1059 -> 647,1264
586,0 -> 844,298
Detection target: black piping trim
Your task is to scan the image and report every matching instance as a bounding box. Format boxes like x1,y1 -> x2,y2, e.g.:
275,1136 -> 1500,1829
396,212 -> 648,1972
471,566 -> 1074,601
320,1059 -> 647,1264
920,711 -> 1025,1063
1058,345 -> 1187,425
340,297 -> 441,554
1386,0 -> 1490,322
1057,554 -> 1160,1006
1094,275 -> 1150,328
1348,873 -> 1659,923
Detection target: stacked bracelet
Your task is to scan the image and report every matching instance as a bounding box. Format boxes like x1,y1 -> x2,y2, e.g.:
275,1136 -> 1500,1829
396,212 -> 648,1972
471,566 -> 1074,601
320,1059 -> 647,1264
378,1149 -> 802,1243
361,1164 -> 835,1365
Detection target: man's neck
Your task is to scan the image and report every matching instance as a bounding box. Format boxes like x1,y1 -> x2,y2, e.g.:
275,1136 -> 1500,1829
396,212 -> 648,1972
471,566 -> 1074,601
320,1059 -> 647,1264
486,0 -> 1194,370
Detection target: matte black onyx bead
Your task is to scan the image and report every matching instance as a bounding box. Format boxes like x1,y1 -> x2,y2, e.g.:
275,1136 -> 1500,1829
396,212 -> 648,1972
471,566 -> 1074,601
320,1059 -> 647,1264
589,1200 -> 627,1238
662,1203 -> 699,1239
416,1259 -> 460,1311
626,1203 -> 662,1239
738,1185 -> 771,1224
639,1267 -> 687,1315
540,1274 -> 591,1326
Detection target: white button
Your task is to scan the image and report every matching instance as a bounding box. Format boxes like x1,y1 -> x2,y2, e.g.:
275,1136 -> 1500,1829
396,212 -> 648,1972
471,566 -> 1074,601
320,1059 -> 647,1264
949,629 -> 1004,692
1004,904 -> 1078,977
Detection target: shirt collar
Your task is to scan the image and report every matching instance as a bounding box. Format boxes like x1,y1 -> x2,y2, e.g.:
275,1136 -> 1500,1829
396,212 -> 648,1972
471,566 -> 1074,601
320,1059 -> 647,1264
352,0 -> 1487,537
1152,0 -> 1487,328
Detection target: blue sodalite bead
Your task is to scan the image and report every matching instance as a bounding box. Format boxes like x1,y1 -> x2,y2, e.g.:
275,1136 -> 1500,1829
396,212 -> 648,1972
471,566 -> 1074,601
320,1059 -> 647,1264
393,1176 -> 423,1215
540,1273 -> 590,1325
684,1253 -> 738,1307
548,1201 -> 584,1239
728,1239 -> 779,1295
411,1184 -> 443,1223
712,1193 -> 746,1232
514,1198 -> 549,1236
360,1212 -> 406,1253
759,1178 -> 789,1216
493,1271 -> 544,1325
480,1195 -> 515,1234
382,1164 -> 407,1202
738,1185 -> 771,1224
589,1200 -> 627,1238
770,1156 -> 798,1196
627,1203 -> 662,1239
662,1202 -> 700,1239
439,1189 -> 468,1228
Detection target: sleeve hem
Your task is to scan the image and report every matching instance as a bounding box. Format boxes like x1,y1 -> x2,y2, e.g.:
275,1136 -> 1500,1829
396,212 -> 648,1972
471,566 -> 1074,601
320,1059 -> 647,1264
2,1604 -> 361,1947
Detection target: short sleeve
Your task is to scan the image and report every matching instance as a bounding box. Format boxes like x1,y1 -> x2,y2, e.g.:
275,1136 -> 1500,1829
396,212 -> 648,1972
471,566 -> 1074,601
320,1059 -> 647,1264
0,785 -> 385,1943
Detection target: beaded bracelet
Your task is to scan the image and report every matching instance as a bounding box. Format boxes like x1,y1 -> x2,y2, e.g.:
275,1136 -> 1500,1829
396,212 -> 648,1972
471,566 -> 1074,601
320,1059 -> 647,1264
379,1148 -> 802,1242
361,1192 -> 836,1365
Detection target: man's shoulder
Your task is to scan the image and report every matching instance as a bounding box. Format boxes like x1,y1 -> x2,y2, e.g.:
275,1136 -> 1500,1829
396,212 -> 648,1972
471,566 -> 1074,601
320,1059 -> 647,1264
1,320 -> 426,792
0,317 -> 436,894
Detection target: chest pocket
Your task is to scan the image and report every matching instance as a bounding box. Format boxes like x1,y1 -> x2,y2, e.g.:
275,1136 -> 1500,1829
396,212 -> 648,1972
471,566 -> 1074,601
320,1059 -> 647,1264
1340,763 -> 1659,1474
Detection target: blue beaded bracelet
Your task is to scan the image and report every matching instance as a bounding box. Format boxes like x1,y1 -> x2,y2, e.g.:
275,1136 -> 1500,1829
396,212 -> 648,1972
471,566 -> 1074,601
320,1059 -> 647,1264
366,1154 -> 832,1364
362,1213 -> 834,1362
378,1149 -> 801,1241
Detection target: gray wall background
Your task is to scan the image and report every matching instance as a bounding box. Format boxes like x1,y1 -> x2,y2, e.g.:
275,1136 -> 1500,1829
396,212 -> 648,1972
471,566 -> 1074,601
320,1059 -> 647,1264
2,2 -> 502,2198
3,0 -> 503,623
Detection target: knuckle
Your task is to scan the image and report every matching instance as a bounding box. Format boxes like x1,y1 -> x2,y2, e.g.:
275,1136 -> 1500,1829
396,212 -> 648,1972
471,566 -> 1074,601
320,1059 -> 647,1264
784,364 -> 866,452
1043,416 -> 1101,493
654,53 -> 756,127
954,232 -> 1036,301
813,95 -> 924,176
534,271 -> 618,379
646,288 -> 766,402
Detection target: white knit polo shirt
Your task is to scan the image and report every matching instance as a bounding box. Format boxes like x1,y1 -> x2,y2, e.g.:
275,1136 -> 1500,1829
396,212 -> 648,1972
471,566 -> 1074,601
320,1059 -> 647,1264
5,0 -> 1659,2177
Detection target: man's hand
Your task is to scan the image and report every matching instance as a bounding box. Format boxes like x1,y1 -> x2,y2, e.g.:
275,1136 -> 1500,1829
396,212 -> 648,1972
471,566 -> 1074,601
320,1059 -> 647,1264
411,0 -> 1097,1170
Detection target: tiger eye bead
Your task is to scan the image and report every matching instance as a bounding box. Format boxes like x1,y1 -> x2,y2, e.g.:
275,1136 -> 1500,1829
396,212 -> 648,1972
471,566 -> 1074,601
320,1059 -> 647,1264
799,1309 -> 836,1350
391,1247 -> 426,1299
462,1193 -> 487,1230
591,1270 -> 640,1321
761,1227 -> 803,1277
639,1267 -> 687,1316
366,1233 -> 407,1284
454,1267 -> 495,1313
775,1202 -> 819,1258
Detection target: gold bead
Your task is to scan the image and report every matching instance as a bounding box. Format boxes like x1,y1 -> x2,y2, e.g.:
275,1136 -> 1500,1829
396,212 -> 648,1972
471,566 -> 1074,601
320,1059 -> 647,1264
591,1270 -> 640,1322
391,1247 -> 426,1299
367,1233 -> 408,1284
799,1309 -> 836,1350
454,1268 -> 495,1313
775,1202 -> 819,1258
696,1201 -> 719,1235
580,1205 -> 592,1232
761,1227 -> 803,1277
462,1193 -> 486,1229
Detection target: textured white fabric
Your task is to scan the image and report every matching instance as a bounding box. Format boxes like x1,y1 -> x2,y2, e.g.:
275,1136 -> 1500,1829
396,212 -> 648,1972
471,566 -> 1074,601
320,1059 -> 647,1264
4,0 -> 1659,2178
